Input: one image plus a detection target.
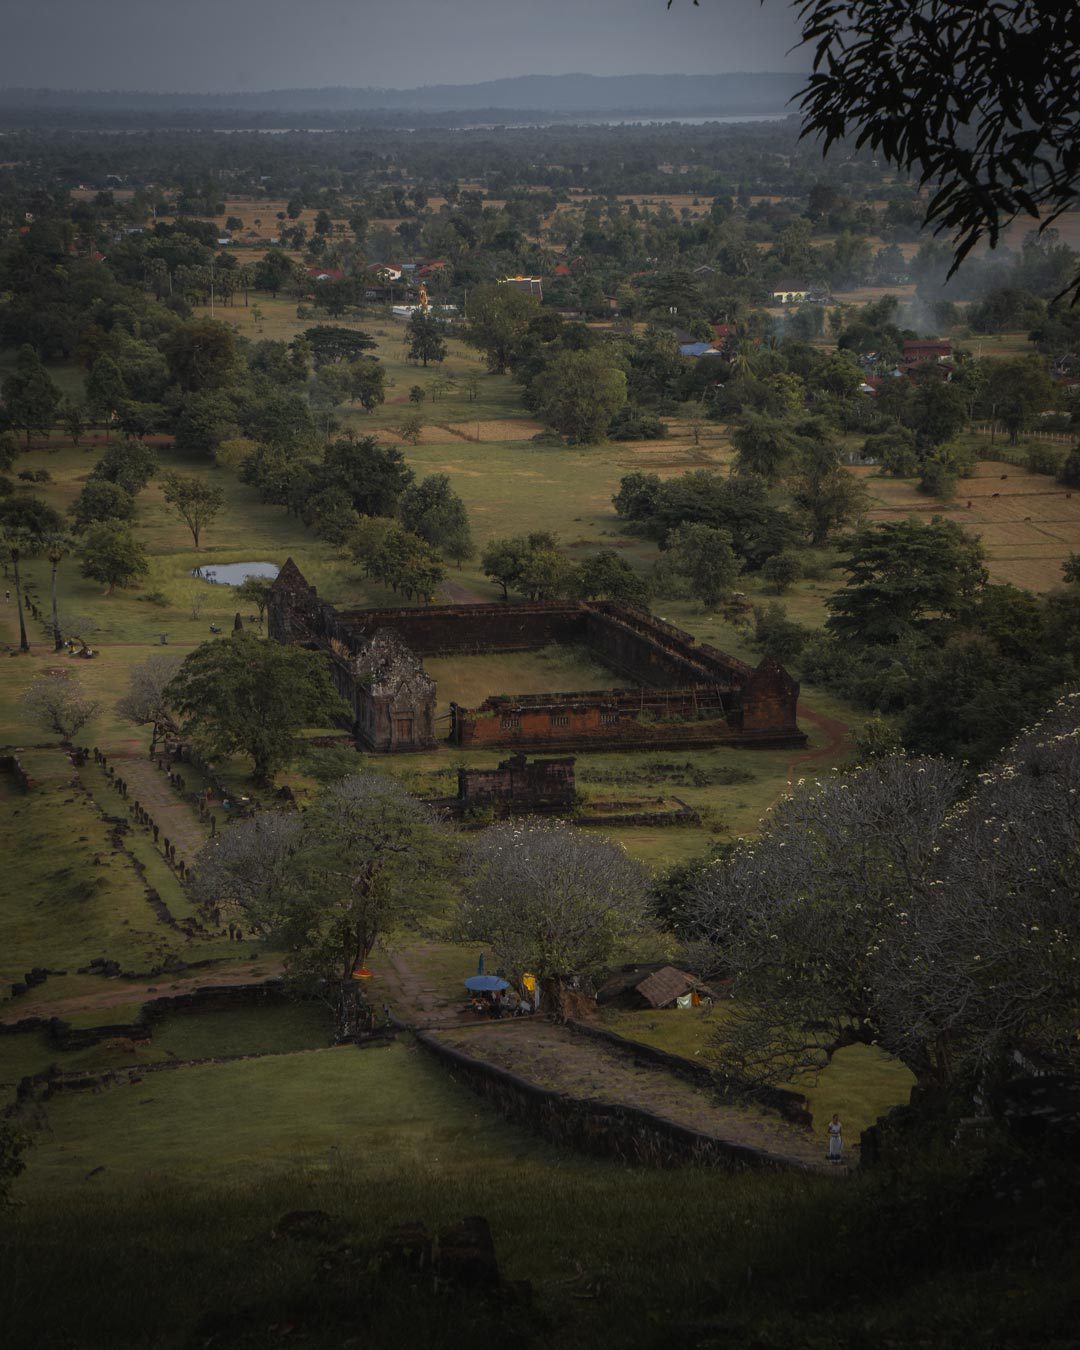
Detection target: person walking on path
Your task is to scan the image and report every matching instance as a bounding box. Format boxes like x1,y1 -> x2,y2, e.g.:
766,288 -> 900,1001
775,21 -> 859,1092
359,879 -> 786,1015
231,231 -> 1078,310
827,1113 -> 843,1165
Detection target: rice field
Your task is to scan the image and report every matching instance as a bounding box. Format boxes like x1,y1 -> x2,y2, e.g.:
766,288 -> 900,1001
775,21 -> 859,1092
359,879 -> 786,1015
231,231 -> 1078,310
859,460 -> 1080,592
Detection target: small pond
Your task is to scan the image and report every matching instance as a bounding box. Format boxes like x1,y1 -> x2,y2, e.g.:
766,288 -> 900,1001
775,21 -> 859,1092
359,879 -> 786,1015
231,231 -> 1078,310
190,561 -> 280,587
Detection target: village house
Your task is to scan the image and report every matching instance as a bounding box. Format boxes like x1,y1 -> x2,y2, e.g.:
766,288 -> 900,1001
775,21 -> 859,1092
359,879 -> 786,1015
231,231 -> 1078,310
902,339 -> 952,364
499,275 -> 544,300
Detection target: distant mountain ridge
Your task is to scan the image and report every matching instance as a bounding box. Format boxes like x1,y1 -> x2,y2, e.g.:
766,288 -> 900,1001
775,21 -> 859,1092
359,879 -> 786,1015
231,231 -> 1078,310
0,72 -> 804,115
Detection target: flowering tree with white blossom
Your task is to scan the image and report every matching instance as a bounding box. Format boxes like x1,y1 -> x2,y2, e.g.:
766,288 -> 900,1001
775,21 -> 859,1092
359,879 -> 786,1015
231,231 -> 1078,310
685,692 -> 1080,1093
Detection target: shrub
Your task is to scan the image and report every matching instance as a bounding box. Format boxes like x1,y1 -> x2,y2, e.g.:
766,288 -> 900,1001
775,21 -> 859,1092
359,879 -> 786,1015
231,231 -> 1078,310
752,602 -> 812,665
1026,445 -> 1065,476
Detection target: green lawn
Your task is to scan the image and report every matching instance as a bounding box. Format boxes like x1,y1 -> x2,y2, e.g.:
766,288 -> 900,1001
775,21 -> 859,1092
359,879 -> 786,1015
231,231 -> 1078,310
0,747 -> 210,994
600,1005 -> 915,1139
14,1040 -> 559,1193
423,644 -> 630,715
150,1000 -> 332,1059
3,1035 -> 1073,1350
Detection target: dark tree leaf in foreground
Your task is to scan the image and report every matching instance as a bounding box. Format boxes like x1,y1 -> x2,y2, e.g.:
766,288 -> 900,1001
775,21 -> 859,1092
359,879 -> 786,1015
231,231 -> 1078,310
795,0 -> 1080,293
671,2 -> 1080,295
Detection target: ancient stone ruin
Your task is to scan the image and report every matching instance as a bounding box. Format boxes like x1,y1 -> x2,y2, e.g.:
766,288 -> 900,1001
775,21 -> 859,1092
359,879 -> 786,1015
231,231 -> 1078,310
268,559 -> 806,753
426,751 -> 577,817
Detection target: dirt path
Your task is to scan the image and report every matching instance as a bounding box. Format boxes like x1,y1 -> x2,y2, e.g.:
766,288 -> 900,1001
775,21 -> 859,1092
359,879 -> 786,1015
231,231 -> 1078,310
437,578 -> 488,605
377,946 -> 833,1172
436,1020 -> 830,1172
787,705 -> 851,785
0,960 -> 282,1025
109,752 -> 210,862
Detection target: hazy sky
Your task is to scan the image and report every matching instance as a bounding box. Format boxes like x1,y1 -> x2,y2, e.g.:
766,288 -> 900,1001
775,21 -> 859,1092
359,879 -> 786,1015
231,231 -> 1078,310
0,0 -> 805,92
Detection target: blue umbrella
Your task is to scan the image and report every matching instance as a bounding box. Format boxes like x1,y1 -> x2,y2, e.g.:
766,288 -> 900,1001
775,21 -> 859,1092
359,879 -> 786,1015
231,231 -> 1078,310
465,953 -> 508,992
464,974 -> 510,992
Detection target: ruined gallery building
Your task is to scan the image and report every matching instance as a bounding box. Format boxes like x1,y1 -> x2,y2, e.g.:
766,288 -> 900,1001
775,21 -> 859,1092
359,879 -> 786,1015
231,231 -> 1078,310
268,560 -> 806,754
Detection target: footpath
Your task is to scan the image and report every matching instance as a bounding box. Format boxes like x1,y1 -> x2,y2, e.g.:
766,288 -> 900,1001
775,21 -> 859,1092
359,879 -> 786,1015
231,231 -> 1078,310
377,946 -> 835,1174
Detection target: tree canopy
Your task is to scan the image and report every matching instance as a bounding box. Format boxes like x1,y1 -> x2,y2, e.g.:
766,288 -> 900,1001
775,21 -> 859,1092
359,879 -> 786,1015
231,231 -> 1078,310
79,521 -> 149,594
166,632 -> 346,782
458,819 -> 650,1007
826,517 -> 988,645
684,693 -> 1080,1091
192,776 -> 453,1035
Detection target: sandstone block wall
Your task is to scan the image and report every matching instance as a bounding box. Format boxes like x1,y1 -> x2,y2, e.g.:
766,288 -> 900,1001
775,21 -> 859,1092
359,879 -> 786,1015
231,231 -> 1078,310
269,564 -> 805,753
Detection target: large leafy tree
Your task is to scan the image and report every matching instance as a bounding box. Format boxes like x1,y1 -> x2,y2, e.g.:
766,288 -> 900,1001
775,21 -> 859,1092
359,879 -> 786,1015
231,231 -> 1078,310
69,479 -> 136,533
575,549 -> 650,607
405,311 -> 448,367
398,473 -> 474,565
479,531 -> 565,601
658,522 -> 741,610
191,777 -> 454,1036
683,755 -> 964,1091
279,777 -> 453,1031
79,521 -> 149,595
534,348 -> 627,445
614,468 -> 798,570
788,0 -> 1080,297
322,435 -> 413,516
166,632 -> 346,783
84,355 -> 128,433
465,283 -> 540,374
302,325 -> 377,366
826,517 -> 987,645
685,695 -> 1080,1094
731,413 -> 802,486
2,345 -> 61,445
791,435 -> 868,546
989,356 -> 1056,445
348,357 -> 386,413
160,473 -> 225,550
161,318 -> 239,393
89,439 -> 158,495
253,249 -> 299,297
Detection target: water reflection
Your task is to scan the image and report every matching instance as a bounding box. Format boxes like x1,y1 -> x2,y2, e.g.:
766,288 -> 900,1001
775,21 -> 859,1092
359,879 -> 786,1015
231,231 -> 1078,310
190,562 -> 280,587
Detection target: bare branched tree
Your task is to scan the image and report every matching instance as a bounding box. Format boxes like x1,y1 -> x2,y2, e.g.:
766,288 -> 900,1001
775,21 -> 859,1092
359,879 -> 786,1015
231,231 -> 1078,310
22,673 -> 101,741
189,811 -> 302,931
115,652 -> 183,752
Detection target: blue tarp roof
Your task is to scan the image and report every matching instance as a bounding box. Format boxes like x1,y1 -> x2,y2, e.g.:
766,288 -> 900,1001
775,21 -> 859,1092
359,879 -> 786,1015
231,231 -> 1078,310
465,975 -> 510,992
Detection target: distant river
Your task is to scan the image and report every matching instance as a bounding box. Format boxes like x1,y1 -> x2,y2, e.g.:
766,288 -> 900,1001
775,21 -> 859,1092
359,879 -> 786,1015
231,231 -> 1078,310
206,113 -> 792,133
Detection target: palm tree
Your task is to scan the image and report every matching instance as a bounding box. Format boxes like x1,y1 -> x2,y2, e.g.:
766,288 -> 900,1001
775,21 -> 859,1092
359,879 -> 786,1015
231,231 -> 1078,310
44,532 -> 76,651
1,528 -> 34,653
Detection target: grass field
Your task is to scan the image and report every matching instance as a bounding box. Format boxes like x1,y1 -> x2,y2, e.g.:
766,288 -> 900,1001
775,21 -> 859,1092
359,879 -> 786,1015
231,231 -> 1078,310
0,1001 -> 331,1100
859,453 -> 1080,592
0,746 -> 219,992
0,299 -> 864,870
3,1037 -> 1074,1350
600,1005 -> 915,1140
